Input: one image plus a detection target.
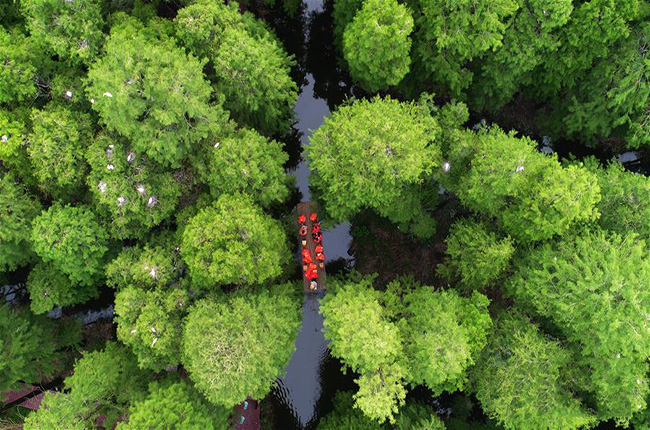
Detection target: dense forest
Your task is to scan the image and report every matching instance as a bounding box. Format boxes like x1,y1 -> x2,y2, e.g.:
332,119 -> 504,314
0,0 -> 649,429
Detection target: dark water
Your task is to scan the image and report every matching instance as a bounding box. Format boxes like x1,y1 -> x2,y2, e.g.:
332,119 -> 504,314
275,0 -> 354,425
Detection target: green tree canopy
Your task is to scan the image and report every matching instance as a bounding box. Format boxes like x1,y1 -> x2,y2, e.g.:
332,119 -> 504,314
31,204 -> 109,286
0,303 -> 80,393
174,0 -> 297,135
0,174 -> 41,272
86,18 -> 228,167
471,313 -> 595,430
118,378 -> 231,430
21,0 -> 105,65
85,134 -> 181,239
115,284 -> 189,371
0,108 -> 34,184
23,342 -> 151,430
193,127 -> 290,206
450,127 -> 601,242
342,0 -> 414,92
181,193 -> 291,288
438,218 -> 514,290
507,231 -> 650,422
27,105 -> 92,198
308,96 -> 441,238
412,0 -> 517,96
182,285 -> 301,407
106,233 -> 183,290
583,158 -> 650,243
27,260 -> 99,314
556,22 -> 649,148
321,275 -> 491,423
0,28 -> 37,105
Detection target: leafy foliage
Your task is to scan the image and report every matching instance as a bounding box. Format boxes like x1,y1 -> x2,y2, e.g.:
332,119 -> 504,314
318,391 -> 383,430
182,285 -> 301,407
343,0 -> 414,92
85,134 -> 181,239
27,106 -> 92,198
115,285 -> 188,371
308,96 -> 441,237
24,342 -> 151,430
0,174 -> 41,272
194,127 -> 290,206
181,193 -> 291,288
27,260 -> 99,314
584,158 -> 650,243
322,276 -> 491,423
412,0 -> 518,96
86,18 -> 228,167
118,377 -> 231,429
106,233 -> 183,290
174,0 -> 297,135
0,28 -> 37,105
438,218 -> 514,290
450,127 -> 601,241
507,231 -> 650,422
21,0 -> 105,65
31,204 -> 109,286
0,303 -> 81,393
471,313 -> 596,430
398,287 -> 492,395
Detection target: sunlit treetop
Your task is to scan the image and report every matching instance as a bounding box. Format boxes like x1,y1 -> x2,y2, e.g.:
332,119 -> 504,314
21,0 -> 105,65
343,0 -> 414,92
193,127 -> 290,207
31,204 -> 109,286
0,28 -> 38,105
27,105 -> 92,199
175,1 -> 298,135
181,193 -> 292,288
85,134 -> 181,239
450,126 -> 601,242
86,17 -> 228,167
308,96 -> 441,237
0,174 -> 41,272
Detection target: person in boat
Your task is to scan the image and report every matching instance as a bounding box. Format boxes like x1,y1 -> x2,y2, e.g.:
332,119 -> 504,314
310,212 -> 318,223
298,214 -> 306,225
302,249 -> 312,264
299,225 -> 308,236
313,231 -> 322,243
309,280 -> 318,291
315,244 -> 323,254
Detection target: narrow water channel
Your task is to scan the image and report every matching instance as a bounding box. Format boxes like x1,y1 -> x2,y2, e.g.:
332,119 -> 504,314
274,1 -> 354,426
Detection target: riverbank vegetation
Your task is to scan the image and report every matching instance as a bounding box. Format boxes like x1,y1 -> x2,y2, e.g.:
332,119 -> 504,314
1,0 -> 649,429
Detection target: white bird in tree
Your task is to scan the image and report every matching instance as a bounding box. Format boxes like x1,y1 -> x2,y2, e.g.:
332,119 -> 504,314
103,92 -> 113,98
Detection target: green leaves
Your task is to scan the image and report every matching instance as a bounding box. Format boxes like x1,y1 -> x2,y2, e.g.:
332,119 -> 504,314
86,19 -> 228,167
195,127 -> 290,206
21,0 -> 104,65
453,127 -> 601,242
24,342 -> 151,430
0,174 -> 41,272
181,193 -> 291,288
175,1 -> 297,135
85,134 -> 181,239
0,303 -> 80,393
321,276 -> 492,423
182,286 -> 301,407
308,96 -> 441,237
343,0 -> 414,92
31,204 -> 109,286
439,218 -> 514,290
118,378 -> 230,430
28,106 -> 92,199
471,313 -> 595,430
507,231 -> 650,422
